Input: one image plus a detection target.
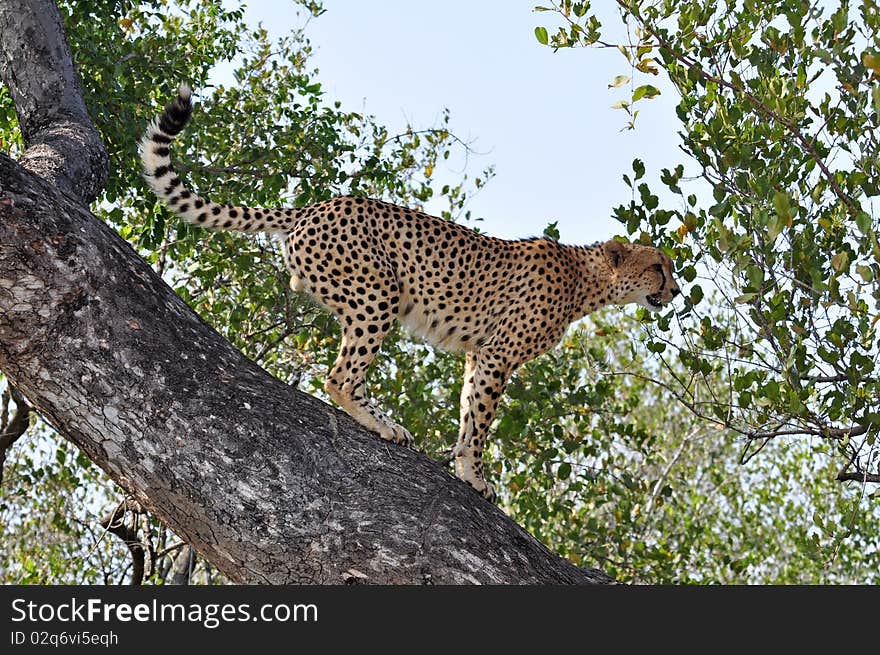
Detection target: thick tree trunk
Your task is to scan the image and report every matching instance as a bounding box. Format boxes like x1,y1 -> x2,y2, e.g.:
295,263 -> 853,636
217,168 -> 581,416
0,0 -> 613,585
0,0 -> 106,203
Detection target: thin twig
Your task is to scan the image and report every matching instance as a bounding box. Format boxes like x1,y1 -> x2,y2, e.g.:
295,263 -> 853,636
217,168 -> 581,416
836,471 -> 880,484
643,426 -> 700,520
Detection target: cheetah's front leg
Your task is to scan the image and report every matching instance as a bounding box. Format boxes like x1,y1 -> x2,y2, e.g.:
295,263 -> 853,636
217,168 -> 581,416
453,350 -> 515,501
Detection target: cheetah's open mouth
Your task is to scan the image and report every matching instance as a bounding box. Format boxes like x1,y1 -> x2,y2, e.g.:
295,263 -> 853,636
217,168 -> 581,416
646,293 -> 663,310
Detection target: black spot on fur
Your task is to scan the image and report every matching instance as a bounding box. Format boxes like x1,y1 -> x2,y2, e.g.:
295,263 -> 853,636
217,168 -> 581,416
164,178 -> 181,194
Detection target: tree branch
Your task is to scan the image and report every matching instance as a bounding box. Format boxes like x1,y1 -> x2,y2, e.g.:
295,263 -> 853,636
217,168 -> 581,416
604,370 -> 869,454
748,423 -> 868,440
167,545 -> 196,585
99,499 -> 145,586
0,0 -> 107,202
836,471 -> 880,484
0,384 -> 31,487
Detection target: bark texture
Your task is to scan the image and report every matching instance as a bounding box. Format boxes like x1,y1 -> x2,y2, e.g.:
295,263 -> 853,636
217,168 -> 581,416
0,0 -> 614,585
0,0 -> 106,202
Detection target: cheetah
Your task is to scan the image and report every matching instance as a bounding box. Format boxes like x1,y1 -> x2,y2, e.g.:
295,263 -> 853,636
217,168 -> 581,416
140,85 -> 681,501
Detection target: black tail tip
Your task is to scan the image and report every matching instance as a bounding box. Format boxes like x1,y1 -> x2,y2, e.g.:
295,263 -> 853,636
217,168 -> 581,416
158,83 -> 193,136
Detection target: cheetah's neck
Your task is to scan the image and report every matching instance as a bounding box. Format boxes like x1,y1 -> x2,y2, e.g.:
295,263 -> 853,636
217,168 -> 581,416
570,244 -> 619,319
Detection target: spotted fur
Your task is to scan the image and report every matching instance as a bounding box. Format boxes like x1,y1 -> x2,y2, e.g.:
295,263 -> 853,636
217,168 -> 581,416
140,85 -> 681,501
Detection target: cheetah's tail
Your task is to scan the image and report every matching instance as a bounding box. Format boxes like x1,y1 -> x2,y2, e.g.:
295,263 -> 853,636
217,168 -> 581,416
140,84 -> 300,233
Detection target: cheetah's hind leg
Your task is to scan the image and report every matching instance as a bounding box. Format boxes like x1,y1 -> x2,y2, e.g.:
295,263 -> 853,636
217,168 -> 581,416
324,320 -> 414,448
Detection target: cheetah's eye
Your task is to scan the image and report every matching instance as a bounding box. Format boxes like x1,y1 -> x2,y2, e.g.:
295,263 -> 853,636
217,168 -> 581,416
650,263 -> 663,273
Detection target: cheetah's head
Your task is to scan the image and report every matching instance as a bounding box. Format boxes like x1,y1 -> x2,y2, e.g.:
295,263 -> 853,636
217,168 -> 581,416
603,240 -> 681,311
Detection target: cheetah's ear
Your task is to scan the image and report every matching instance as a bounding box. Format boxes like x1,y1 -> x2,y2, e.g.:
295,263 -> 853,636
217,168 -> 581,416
602,240 -> 628,268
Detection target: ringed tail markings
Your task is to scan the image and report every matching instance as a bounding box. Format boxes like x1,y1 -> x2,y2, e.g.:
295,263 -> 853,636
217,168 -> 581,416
139,83 -> 301,233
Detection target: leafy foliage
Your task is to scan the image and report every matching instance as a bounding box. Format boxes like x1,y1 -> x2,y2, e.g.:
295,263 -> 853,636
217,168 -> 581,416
492,313 -> 880,582
529,0 -> 880,579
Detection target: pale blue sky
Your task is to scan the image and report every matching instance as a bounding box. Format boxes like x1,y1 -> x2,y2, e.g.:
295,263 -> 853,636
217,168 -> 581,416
226,0 -> 685,245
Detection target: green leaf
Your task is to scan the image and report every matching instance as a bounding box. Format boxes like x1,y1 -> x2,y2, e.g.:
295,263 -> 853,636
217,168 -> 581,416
772,190 -> 791,221
767,214 -> 783,241
831,251 -> 849,273
534,26 -> 549,45
632,158 -> 645,180
632,84 -> 660,101
609,75 -> 630,88
863,52 -> 880,74
557,462 -> 572,480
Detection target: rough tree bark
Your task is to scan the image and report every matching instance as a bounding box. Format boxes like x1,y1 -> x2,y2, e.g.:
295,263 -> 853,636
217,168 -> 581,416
0,0 -> 106,203
0,0 -> 614,584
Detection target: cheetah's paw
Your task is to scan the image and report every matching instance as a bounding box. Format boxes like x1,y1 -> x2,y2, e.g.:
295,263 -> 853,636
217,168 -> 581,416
376,423 -> 414,448
466,478 -> 496,503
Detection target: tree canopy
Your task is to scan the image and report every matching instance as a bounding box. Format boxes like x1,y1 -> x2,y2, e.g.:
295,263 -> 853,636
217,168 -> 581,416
532,0 -> 880,580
